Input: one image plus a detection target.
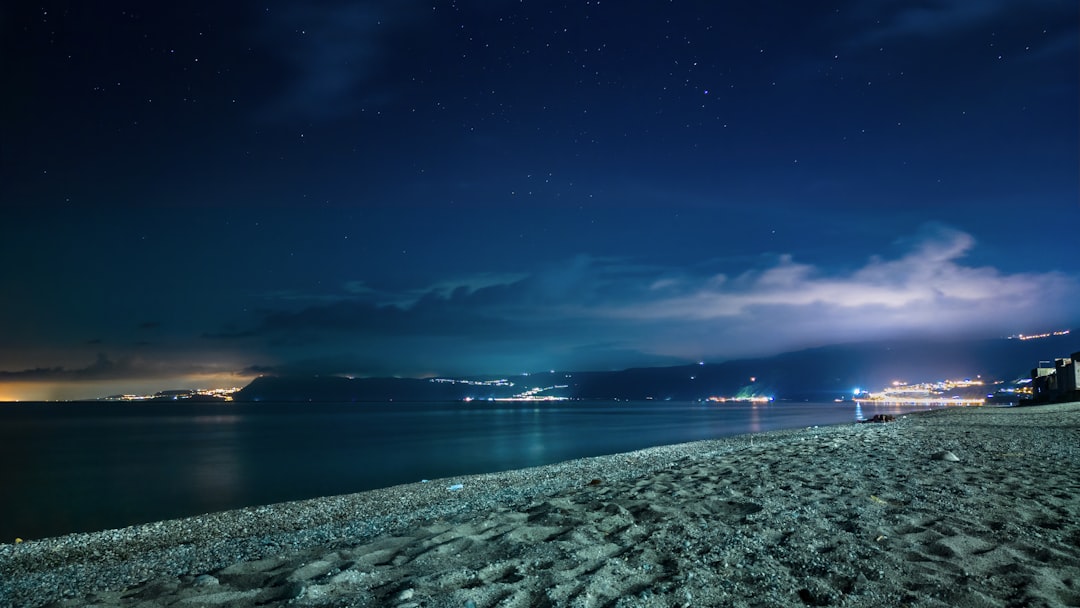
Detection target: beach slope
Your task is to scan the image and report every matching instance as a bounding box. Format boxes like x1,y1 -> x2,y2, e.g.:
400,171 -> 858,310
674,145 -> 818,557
3,402 -> 1079,607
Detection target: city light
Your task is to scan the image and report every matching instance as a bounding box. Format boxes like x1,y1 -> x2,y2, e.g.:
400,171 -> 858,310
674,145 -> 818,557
1008,329 -> 1071,341
431,378 -> 514,387
854,378 -> 986,406
102,387 -> 243,402
707,396 -> 773,404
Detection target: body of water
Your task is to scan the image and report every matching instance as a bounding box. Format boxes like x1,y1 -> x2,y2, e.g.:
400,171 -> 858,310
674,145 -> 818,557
0,400 -> 930,541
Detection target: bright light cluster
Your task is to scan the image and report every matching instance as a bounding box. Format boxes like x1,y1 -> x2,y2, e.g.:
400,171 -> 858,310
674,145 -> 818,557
855,378 -> 985,406
107,387 -> 242,402
463,384 -> 570,402
706,396 -> 773,404
1009,329 -> 1071,341
431,378 -> 514,387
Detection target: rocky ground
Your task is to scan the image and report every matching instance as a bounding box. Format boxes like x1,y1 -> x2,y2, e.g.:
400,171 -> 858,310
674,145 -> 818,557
3,402 -> 1079,608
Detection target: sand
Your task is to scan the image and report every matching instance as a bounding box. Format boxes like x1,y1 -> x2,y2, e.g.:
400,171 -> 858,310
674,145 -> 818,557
2,402 -> 1079,608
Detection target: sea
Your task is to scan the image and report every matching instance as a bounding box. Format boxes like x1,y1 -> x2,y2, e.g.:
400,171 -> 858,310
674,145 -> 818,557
0,399 -> 934,542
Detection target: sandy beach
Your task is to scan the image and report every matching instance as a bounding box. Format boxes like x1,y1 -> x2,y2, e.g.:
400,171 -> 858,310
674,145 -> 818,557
2,402 -> 1079,608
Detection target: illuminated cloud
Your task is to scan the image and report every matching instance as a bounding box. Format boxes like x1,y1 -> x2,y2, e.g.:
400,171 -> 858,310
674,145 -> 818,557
0,354 -> 253,401
594,225 -> 1075,358
215,225 -> 1077,375
0,354 -> 242,383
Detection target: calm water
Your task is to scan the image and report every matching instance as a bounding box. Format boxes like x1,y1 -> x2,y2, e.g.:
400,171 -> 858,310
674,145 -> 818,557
0,400 -> 928,541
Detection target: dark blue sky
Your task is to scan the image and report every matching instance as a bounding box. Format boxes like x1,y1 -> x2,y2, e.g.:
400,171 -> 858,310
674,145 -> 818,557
2,1 -> 1078,399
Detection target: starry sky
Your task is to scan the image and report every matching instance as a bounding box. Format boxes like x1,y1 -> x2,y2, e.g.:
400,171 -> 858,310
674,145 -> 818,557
2,1 -> 1078,400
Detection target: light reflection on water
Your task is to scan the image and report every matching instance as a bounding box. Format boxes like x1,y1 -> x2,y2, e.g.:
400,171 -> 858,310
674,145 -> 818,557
186,413 -> 244,506
749,402 -> 762,434
191,415 -> 243,425
0,400 -> 938,540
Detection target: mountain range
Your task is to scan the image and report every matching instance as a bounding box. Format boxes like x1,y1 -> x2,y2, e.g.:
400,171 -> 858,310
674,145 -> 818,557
232,333 -> 1078,403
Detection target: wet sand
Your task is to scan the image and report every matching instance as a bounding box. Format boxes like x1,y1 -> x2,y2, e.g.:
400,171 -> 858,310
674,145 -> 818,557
3,402 -> 1079,607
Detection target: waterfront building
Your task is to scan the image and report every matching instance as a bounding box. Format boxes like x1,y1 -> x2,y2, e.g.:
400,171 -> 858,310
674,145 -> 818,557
1030,353 -> 1080,403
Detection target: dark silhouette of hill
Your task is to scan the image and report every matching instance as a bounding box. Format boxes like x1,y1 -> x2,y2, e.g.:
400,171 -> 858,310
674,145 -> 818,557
566,334 -> 1076,401
233,375 -> 511,402
232,333 -> 1077,402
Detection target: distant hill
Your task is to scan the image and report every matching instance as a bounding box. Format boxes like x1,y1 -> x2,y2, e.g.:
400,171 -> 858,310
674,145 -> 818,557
234,375 -> 498,402
232,333 -> 1078,403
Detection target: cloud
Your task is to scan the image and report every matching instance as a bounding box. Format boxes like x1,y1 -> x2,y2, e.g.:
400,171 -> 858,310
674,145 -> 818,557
0,354 -> 131,382
342,273 -> 530,307
849,0 -> 1067,43
597,225 -> 1075,358
619,226 -> 1057,318
421,273 -> 533,301
0,353 -> 242,384
256,1 -> 425,121
217,225 -> 1078,374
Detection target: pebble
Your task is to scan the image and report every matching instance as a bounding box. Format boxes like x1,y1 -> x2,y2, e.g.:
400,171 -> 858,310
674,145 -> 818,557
8,408 -> 1062,608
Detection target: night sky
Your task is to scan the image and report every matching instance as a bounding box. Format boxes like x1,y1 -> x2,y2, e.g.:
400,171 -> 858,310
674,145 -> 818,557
2,1 -> 1078,400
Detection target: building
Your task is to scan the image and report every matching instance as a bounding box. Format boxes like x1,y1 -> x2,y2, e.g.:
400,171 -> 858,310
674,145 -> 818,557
1030,353 -> 1080,403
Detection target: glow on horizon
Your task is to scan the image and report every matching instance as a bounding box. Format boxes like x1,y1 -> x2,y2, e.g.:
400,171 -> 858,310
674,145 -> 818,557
0,372 -> 258,402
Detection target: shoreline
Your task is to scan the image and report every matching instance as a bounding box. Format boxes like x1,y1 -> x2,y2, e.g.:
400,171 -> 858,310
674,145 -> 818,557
1,399 -> 935,543
3,402 -> 1079,607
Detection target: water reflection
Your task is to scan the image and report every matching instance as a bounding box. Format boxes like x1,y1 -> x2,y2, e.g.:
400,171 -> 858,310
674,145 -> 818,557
1,400 -> 941,540
186,422 -> 244,508
191,415 -> 242,425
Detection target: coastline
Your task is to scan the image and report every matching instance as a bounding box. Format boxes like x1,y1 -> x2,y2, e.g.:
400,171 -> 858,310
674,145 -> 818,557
3,402 -> 1079,607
